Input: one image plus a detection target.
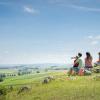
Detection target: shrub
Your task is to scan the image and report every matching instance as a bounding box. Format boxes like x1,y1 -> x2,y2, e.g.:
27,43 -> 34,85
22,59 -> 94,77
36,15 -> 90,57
94,76 -> 100,81
0,86 -> 7,95
0,78 -> 4,82
18,72 -> 21,76
8,85 -> 13,91
36,71 -> 40,73
42,76 -> 55,84
93,66 -> 100,73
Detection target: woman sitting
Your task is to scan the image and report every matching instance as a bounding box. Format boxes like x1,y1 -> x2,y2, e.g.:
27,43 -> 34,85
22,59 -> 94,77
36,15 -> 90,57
85,52 -> 93,71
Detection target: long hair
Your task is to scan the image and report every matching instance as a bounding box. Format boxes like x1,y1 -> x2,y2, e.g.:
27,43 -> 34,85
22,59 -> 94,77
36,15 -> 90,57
86,52 -> 92,60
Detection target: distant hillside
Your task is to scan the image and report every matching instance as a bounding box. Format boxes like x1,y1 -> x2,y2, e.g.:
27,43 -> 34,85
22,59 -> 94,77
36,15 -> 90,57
0,63 -> 72,69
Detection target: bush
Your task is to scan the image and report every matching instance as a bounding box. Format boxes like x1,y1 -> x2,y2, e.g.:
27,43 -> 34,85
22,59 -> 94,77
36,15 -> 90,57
0,78 -> 4,82
8,85 -> 13,91
94,76 -> 100,81
36,71 -> 40,73
18,72 -> 21,76
0,86 -> 7,95
93,66 -> 100,73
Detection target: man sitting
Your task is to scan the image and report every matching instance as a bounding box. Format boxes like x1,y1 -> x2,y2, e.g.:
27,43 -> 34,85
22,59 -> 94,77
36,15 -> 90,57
68,53 -> 83,76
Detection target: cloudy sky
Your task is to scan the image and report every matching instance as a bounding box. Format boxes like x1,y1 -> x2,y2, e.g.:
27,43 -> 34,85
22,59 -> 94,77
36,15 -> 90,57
0,0 -> 100,64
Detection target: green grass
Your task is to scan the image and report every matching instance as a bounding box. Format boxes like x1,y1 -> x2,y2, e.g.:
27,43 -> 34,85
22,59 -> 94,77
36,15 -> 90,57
0,71 -> 63,86
0,71 -> 100,100
0,69 -> 17,74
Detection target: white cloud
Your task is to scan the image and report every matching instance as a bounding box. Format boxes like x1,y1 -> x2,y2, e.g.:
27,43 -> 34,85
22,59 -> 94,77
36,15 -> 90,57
69,5 -> 100,12
91,41 -> 99,45
95,35 -> 100,40
88,35 -> 100,40
48,0 -> 100,12
88,35 -> 93,39
24,6 -> 39,15
87,35 -> 100,45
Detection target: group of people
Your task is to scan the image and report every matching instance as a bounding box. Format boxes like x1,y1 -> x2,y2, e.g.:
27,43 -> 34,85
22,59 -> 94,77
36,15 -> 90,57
68,52 -> 100,76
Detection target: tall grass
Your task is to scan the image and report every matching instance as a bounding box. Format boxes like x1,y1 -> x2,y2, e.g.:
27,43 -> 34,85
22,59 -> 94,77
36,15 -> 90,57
0,72 -> 100,100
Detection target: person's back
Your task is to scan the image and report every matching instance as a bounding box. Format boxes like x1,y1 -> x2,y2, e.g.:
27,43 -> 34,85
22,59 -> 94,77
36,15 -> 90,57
85,52 -> 93,71
77,53 -> 84,76
78,58 -> 83,68
85,57 -> 92,68
77,53 -> 83,68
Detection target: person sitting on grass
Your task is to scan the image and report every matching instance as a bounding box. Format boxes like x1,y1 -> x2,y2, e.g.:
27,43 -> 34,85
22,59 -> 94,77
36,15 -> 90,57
78,52 -> 92,76
70,56 -> 79,75
68,53 -> 83,76
77,53 -> 83,69
76,53 -> 84,76
85,52 -> 93,71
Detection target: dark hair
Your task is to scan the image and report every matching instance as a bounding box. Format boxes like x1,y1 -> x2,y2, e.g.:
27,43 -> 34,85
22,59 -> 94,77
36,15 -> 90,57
98,52 -> 100,55
86,52 -> 92,59
78,53 -> 82,57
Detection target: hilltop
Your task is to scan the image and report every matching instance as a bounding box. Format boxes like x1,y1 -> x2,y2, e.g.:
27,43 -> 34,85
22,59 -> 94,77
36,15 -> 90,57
0,71 -> 100,100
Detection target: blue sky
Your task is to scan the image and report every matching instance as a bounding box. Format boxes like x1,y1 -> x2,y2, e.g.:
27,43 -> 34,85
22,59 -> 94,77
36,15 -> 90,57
0,0 -> 100,64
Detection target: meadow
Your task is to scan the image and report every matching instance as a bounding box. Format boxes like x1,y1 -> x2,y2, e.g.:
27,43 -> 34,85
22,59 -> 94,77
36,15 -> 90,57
0,69 -> 17,74
0,69 -> 100,100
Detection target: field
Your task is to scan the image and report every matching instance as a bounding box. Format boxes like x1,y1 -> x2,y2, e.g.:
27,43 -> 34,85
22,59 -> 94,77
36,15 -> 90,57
0,69 -> 17,74
0,70 -> 100,100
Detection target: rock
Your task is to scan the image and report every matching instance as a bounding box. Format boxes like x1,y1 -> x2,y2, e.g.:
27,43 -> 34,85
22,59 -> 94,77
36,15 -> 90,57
42,76 -> 55,84
42,78 -> 49,84
18,86 -> 30,94
46,76 -> 55,81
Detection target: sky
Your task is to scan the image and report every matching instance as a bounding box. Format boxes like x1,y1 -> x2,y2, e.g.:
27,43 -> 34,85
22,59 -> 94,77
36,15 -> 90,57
0,0 -> 100,64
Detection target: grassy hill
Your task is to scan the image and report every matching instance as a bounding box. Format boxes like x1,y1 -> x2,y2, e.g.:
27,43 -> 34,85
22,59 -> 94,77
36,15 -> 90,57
0,71 -> 100,100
